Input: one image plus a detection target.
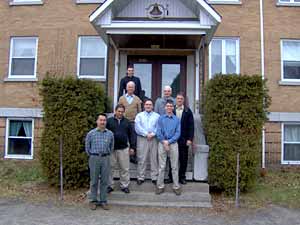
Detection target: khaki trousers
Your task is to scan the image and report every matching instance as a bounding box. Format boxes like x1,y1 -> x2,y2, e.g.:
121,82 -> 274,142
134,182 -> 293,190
157,142 -> 180,190
137,136 -> 158,181
109,148 -> 130,189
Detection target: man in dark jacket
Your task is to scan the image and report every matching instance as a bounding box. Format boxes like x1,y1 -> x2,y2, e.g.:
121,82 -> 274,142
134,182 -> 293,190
118,65 -> 142,100
169,93 -> 194,184
106,104 -> 136,194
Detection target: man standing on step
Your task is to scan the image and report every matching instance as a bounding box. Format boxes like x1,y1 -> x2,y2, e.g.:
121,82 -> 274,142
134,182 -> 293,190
118,81 -> 142,164
85,114 -> 114,210
135,99 -> 160,185
156,100 -> 181,196
154,85 -> 176,115
107,104 -> 136,194
175,93 -> 194,185
118,65 -> 142,100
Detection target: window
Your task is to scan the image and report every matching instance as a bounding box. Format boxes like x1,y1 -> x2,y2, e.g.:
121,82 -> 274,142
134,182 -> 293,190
207,0 -> 241,4
281,40 -> 300,81
10,0 -> 43,5
9,37 -> 38,78
77,36 -> 107,79
278,0 -> 300,4
282,124 -> 300,164
5,119 -> 34,159
209,38 -> 240,78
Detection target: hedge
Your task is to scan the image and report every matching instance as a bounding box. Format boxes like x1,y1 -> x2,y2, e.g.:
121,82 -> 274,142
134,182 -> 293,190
39,75 -> 106,189
203,74 -> 271,195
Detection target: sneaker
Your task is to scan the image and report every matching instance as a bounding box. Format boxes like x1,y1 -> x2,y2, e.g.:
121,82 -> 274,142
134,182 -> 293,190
107,186 -> 114,194
173,188 -> 182,196
121,187 -> 130,194
137,180 -> 144,185
100,203 -> 110,210
155,187 -> 164,195
89,201 -> 97,210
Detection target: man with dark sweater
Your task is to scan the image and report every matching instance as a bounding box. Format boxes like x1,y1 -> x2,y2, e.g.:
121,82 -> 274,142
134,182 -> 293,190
106,104 -> 136,194
118,65 -> 142,100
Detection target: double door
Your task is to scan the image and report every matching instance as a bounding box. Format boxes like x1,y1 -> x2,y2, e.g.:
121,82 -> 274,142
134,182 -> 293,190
128,56 -> 187,101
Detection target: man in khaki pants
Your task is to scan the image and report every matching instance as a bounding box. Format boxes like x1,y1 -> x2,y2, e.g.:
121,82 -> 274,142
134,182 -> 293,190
106,104 -> 136,194
156,100 -> 181,195
135,99 -> 160,185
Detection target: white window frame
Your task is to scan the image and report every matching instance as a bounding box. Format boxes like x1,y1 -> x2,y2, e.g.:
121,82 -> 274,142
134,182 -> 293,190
75,0 -> 105,4
9,0 -> 43,6
278,0 -> 300,4
8,37 -> 38,79
5,118 -> 34,160
77,36 -> 107,80
280,39 -> 300,83
209,37 -> 240,79
281,123 -> 300,165
207,0 -> 241,4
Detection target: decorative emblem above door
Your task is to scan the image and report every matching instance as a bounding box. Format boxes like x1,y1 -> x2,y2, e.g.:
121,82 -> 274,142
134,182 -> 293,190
146,3 -> 168,20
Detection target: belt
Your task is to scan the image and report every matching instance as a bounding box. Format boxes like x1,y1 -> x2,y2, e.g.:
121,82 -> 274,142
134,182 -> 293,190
89,153 -> 110,157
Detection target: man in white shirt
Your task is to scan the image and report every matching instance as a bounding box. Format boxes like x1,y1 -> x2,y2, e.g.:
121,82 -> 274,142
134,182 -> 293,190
135,99 -> 160,185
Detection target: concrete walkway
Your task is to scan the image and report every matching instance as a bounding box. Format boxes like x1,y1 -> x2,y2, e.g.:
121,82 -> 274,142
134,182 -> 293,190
0,198 -> 299,225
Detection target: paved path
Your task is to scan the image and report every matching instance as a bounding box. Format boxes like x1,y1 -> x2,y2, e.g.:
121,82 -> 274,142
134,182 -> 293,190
0,198 -> 299,225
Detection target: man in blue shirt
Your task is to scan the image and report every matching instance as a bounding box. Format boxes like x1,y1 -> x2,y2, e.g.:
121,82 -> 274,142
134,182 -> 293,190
156,100 -> 181,195
135,99 -> 160,185
85,113 -> 114,210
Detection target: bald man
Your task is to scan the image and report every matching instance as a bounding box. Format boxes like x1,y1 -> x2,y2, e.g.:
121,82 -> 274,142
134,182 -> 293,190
154,86 -> 176,115
118,81 -> 142,164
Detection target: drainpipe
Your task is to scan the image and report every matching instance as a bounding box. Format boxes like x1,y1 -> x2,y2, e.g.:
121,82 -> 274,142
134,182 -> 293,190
105,34 -> 111,112
260,0 -> 266,169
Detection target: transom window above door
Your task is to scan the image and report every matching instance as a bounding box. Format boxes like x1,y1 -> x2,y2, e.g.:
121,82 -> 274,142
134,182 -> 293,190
209,38 -> 240,79
8,37 -> 38,78
281,40 -> 300,82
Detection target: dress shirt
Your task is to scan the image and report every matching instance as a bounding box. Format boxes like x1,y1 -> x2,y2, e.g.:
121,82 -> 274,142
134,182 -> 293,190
135,111 -> 160,137
125,93 -> 134,105
176,105 -> 184,120
85,128 -> 114,155
157,114 -> 181,144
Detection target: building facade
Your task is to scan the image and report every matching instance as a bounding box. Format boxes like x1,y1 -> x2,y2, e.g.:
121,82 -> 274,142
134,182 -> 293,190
0,0 -> 299,167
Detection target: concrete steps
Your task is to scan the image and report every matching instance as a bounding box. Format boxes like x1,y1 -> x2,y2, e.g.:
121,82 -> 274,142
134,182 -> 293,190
106,181 -> 212,208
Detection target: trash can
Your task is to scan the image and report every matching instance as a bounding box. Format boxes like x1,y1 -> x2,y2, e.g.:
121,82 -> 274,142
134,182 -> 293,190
193,144 -> 209,181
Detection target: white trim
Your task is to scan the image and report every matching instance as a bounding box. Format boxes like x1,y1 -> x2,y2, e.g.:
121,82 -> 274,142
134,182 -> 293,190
9,0 -> 43,6
5,118 -> 34,160
268,112 -> 300,122
207,0 -> 241,5
77,36 -> 107,80
195,0 -> 222,23
280,39 -> 300,82
281,123 -> 300,165
208,37 -> 240,79
277,0 -> 300,6
89,0 -> 114,22
106,29 -> 206,35
260,0 -> 265,80
8,37 -> 38,79
0,107 -> 43,118
111,37 -> 119,109
195,50 -> 200,114
76,0 -> 105,4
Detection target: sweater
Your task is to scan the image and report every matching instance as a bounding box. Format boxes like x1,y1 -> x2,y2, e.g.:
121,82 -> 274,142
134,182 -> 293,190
118,95 -> 142,122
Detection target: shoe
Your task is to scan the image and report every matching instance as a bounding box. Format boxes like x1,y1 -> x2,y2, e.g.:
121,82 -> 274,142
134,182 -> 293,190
152,180 -> 157,185
179,179 -> 187,185
164,178 -> 173,184
100,203 -> 110,210
130,155 -> 138,164
89,201 -> 97,210
173,188 -> 182,196
155,187 -> 164,195
137,180 -> 144,185
121,187 -> 130,194
107,186 -> 114,194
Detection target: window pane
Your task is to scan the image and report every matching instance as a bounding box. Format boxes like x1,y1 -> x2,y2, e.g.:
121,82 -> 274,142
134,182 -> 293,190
283,61 -> 300,79
211,40 -> 222,77
284,144 -> 300,161
8,138 -> 32,155
162,64 -> 181,98
284,125 -> 300,142
226,40 -> 237,74
9,121 -> 32,137
79,58 -> 105,76
12,38 -> 36,57
134,63 -> 152,99
80,37 -> 106,58
11,58 -> 35,76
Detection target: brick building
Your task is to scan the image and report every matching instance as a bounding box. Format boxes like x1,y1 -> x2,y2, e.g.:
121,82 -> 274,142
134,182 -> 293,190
0,0 -> 299,168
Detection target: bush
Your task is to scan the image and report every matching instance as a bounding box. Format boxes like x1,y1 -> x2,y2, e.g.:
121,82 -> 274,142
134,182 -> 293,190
203,74 -> 270,195
39,75 -> 106,189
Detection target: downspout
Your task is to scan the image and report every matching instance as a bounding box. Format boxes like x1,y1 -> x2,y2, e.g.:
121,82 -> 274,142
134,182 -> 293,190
260,0 -> 266,169
105,34 -> 111,112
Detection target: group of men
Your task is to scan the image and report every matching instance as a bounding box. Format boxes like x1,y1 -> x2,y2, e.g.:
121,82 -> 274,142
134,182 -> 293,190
85,66 -> 194,210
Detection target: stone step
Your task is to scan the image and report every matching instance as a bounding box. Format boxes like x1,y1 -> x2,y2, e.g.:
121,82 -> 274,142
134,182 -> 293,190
109,200 -> 212,208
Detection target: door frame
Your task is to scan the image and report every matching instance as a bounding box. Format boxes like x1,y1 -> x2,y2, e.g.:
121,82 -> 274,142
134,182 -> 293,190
127,55 -> 187,100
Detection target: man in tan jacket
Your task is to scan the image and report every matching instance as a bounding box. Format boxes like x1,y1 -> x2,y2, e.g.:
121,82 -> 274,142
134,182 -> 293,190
118,81 -> 142,164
